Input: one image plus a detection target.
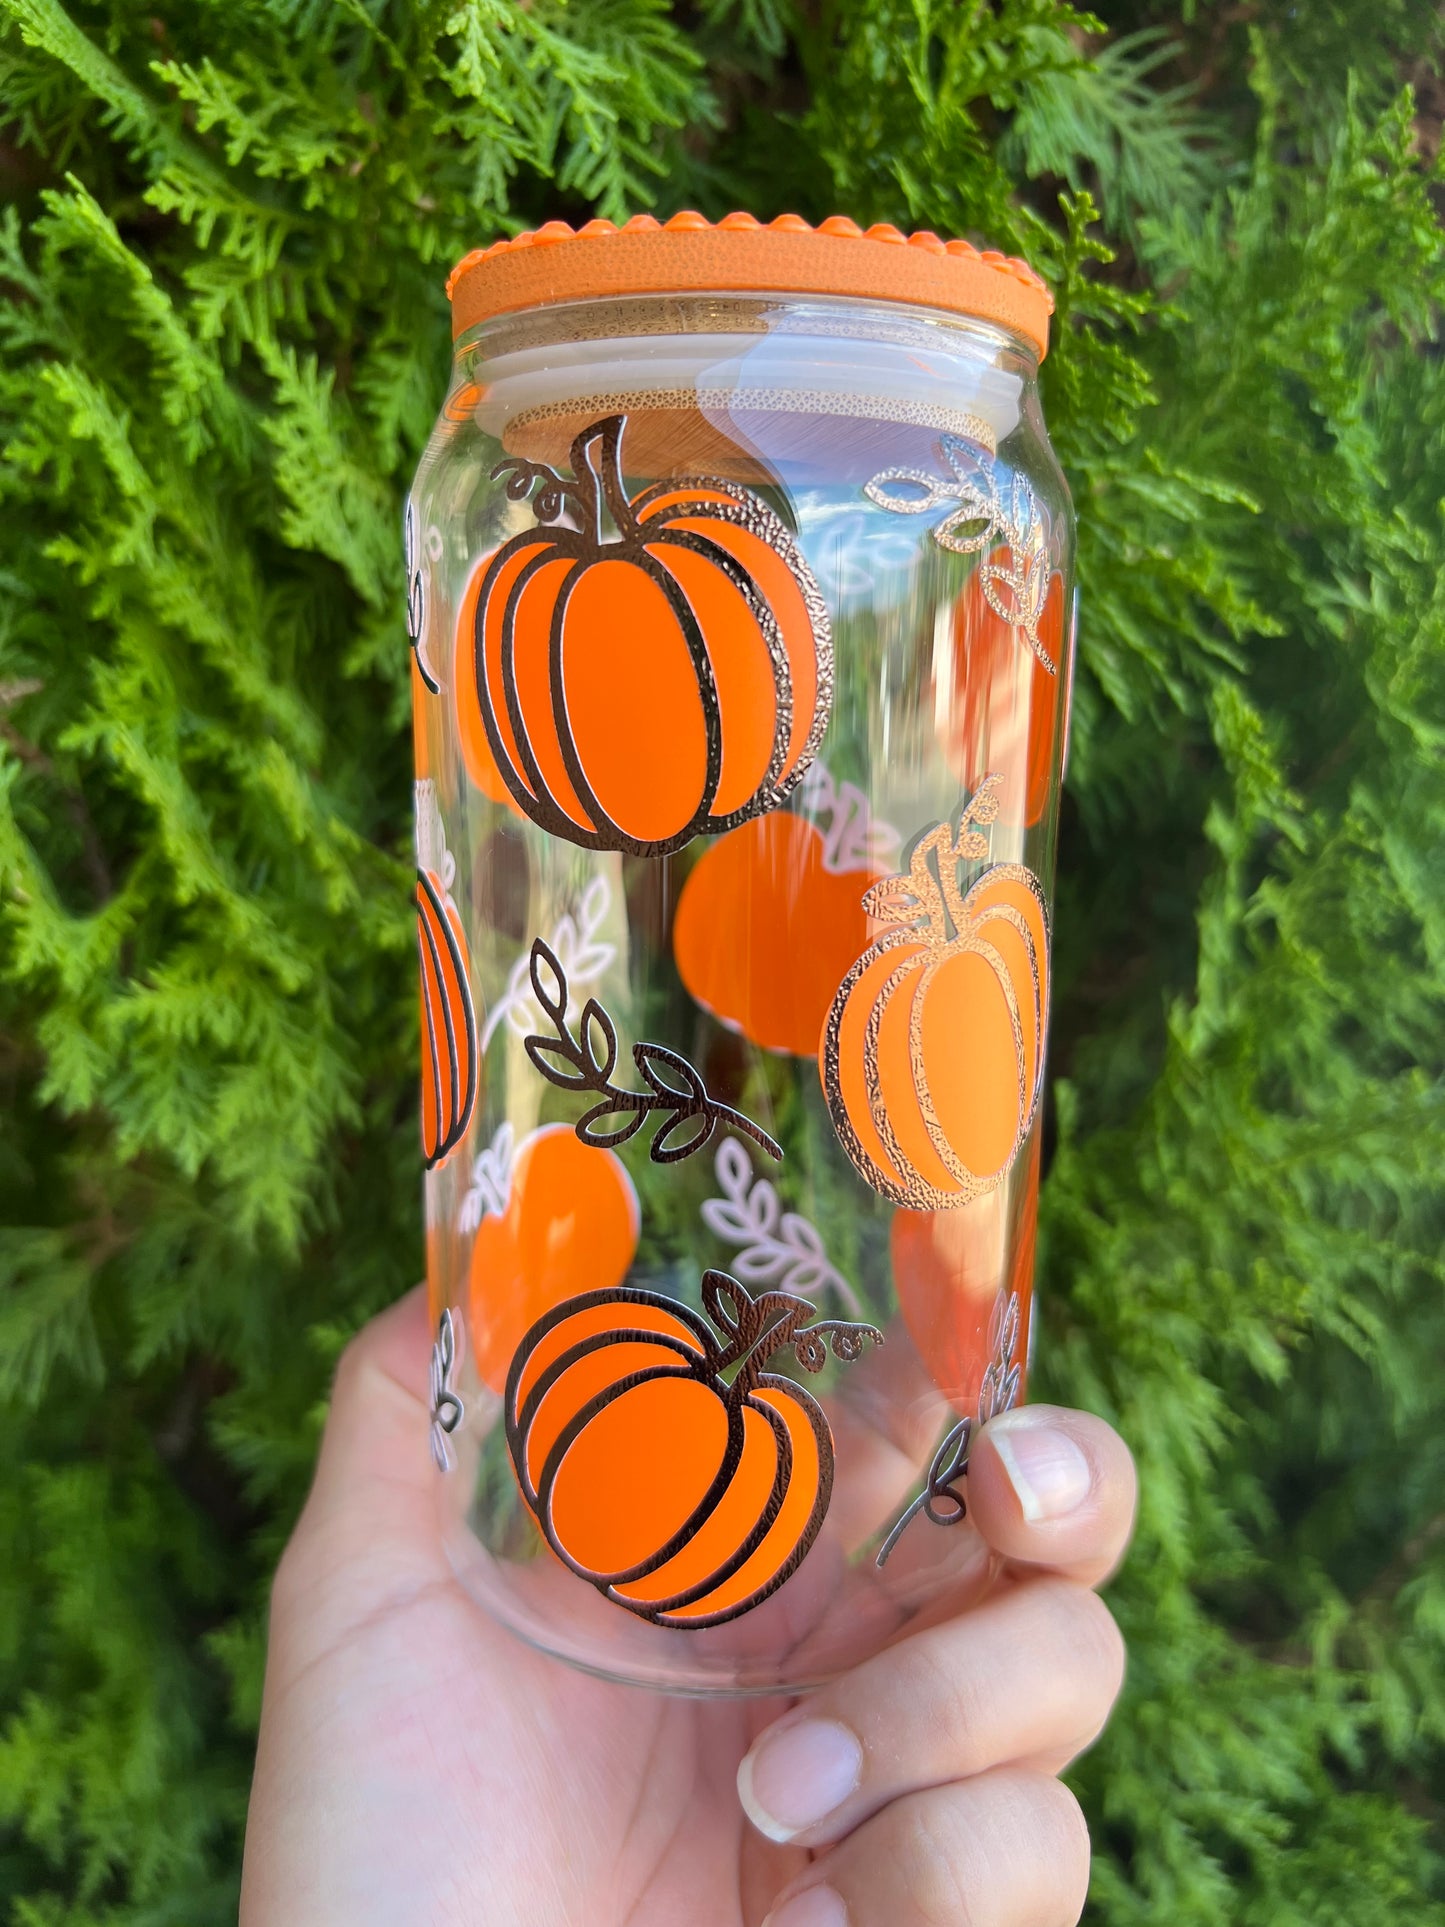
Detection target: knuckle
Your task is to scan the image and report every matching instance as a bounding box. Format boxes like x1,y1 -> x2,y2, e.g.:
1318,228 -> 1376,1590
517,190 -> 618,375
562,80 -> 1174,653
868,1776 -> 1091,1927
1022,1579 -> 1128,1710
886,1798 -> 979,1927
882,1582 -> 1129,1779
1059,1582 -> 1128,1698
1026,1773 -> 1092,1922
893,1636 -> 997,1776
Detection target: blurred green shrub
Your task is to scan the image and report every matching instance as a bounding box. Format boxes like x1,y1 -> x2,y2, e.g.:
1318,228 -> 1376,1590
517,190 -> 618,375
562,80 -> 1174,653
0,0 -> 1442,1917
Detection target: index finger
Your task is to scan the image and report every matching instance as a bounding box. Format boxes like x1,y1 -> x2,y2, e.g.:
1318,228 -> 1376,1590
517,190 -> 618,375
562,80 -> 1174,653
966,1403 -> 1138,1587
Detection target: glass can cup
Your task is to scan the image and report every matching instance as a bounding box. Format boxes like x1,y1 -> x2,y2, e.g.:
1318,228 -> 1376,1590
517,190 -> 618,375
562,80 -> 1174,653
409,216 -> 1075,1695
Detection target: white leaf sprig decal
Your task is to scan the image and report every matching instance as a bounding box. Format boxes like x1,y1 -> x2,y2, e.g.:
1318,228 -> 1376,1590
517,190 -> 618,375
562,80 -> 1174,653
413,778 -> 457,893
795,760 -> 901,875
865,436 -> 1056,674
457,1120 -> 516,1235
480,874 -> 615,1051
701,1138 -> 865,1319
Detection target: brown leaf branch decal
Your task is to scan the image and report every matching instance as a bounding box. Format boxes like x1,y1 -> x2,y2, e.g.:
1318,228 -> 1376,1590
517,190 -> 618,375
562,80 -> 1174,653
523,937 -> 782,1165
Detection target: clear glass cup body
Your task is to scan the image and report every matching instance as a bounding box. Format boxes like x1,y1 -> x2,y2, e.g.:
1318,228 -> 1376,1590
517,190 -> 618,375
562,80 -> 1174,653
409,290 -> 1075,1695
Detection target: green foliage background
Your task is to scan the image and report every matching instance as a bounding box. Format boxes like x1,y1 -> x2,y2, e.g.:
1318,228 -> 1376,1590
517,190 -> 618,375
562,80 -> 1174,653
0,0 -> 1442,1917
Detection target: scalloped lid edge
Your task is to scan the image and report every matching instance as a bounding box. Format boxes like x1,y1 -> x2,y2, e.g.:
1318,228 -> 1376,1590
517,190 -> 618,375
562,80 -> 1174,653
447,211 -> 1053,359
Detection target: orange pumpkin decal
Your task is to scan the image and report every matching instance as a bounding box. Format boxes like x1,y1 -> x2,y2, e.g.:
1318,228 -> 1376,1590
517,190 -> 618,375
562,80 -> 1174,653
820,775 -> 1049,1209
944,560 -> 1066,827
454,554 -> 526,812
673,762 -> 899,1058
505,1271 -> 882,1628
892,1128 -> 1041,1401
416,832 -> 478,1169
469,413 -> 833,856
466,1123 -> 639,1393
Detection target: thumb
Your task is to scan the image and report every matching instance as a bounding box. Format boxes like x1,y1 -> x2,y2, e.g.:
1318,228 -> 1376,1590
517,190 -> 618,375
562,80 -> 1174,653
304,1284 -> 437,1518
966,1404 -> 1137,1589
269,1285 -> 448,1666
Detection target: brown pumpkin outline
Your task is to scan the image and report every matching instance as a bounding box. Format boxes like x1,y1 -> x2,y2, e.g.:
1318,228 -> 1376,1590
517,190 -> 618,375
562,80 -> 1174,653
472,413 -> 834,857
820,776 -> 1050,1210
417,866 -> 478,1169
504,1273 -> 882,1628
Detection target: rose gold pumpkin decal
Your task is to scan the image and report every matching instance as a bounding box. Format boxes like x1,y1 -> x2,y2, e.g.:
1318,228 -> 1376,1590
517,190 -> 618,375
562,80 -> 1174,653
820,775 -> 1049,1210
505,1272 -> 881,1628
469,413 -> 834,856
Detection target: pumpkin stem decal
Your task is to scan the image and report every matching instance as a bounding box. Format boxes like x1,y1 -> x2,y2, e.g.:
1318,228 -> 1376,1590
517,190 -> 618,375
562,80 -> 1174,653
470,413 -> 834,855
820,775 -> 1050,1209
504,1273 -> 883,1627
697,1268 -> 881,1384
523,936 -> 782,1165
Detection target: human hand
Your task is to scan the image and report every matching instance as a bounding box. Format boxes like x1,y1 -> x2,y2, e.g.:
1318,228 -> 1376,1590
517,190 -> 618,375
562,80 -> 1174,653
241,1286 -> 1134,1926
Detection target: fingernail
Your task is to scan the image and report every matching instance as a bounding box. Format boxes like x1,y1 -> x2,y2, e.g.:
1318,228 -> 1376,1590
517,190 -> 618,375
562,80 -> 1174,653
763,1886 -> 849,1927
738,1718 -> 864,1843
987,1410 -> 1093,1522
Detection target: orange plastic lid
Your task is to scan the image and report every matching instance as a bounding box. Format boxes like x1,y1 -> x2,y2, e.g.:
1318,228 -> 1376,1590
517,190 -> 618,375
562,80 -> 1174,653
448,212 -> 1053,359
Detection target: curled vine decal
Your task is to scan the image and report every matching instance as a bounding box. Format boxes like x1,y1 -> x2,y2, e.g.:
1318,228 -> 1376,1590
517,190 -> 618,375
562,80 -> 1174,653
405,498 -> 440,693
429,1308 -> 465,1473
875,1283 -> 1025,1566
874,1415 -> 973,1567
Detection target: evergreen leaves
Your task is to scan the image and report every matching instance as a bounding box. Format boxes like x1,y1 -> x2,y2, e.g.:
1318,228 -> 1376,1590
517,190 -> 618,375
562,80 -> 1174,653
0,0 -> 1442,1919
